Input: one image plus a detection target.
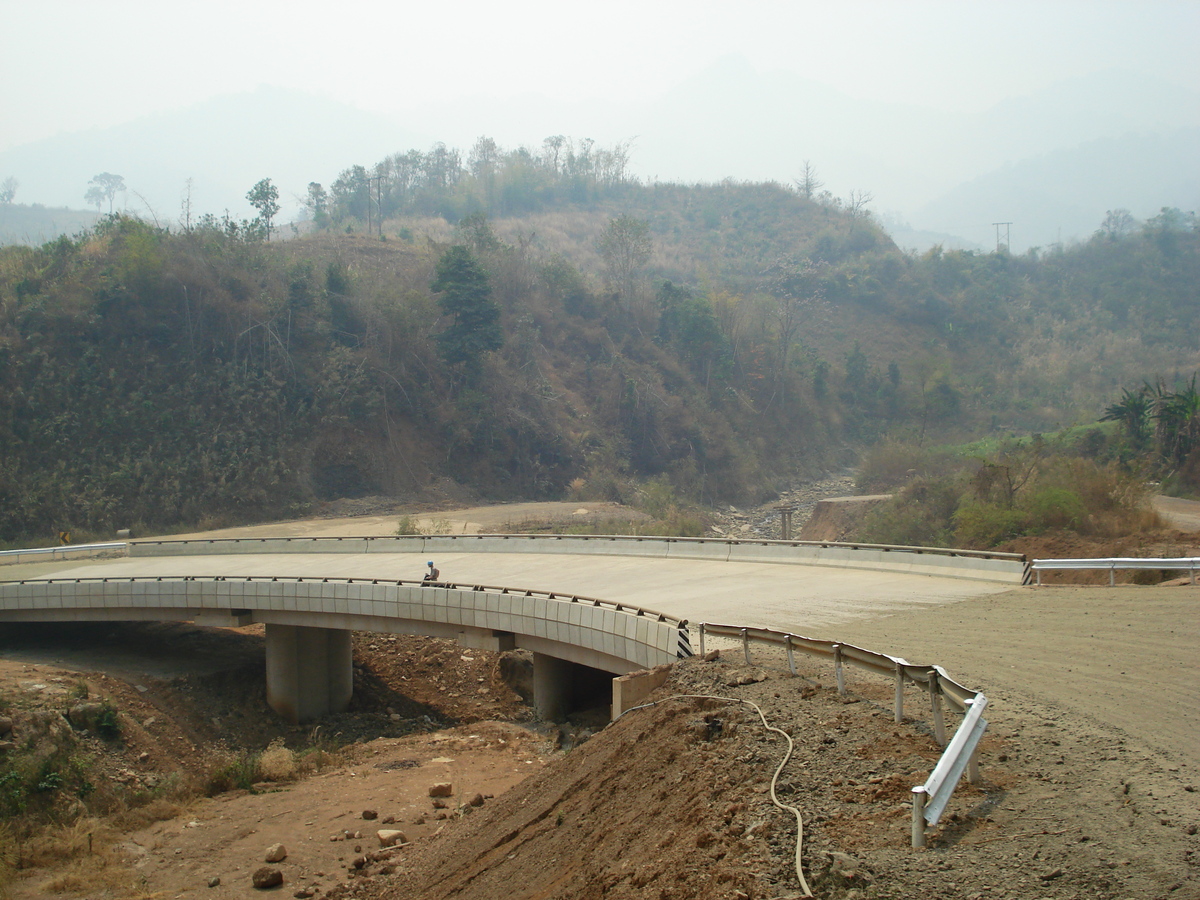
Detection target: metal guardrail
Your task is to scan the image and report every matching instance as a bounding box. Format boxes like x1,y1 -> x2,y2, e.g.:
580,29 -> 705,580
1031,556 -> 1199,585
0,542 -> 129,564
698,622 -> 987,848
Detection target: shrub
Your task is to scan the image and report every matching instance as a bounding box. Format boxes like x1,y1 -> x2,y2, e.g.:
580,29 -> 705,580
257,739 -> 297,782
395,516 -> 452,536
856,440 -> 960,493
94,704 -> 121,741
858,478 -> 961,547
953,502 -> 1029,547
1022,487 -> 1087,532
204,751 -> 260,795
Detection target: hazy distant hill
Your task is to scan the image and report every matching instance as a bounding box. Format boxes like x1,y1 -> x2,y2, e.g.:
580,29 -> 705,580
913,128 -> 1200,250
0,204 -> 99,245
1,62 -> 1195,250
0,86 -> 431,227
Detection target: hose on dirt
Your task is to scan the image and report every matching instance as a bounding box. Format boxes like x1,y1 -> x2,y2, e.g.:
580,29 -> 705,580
614,694 -> 815,898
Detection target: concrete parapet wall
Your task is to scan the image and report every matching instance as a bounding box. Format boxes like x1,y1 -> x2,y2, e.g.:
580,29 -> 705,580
131,534 -> 1024,583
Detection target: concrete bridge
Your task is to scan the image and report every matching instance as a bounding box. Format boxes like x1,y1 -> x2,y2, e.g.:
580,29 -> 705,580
0,535 -> 1023,722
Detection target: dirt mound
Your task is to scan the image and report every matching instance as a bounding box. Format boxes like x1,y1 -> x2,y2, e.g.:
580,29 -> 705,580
796,495 -> 892,542
328,648 -> 1200,900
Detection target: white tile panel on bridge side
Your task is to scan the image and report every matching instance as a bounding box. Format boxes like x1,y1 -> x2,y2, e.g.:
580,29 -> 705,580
0,577 -> 689,676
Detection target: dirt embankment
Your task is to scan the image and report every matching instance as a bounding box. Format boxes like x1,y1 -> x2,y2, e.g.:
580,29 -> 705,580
796,495 -> 892,542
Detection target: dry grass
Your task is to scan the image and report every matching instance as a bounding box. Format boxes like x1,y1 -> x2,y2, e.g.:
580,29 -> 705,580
108,798 -> 185,832
256,738 -> 297,782
19,816 -> 154,898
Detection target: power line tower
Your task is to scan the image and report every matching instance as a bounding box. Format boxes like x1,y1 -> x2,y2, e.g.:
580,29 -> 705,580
992,222 -> 1012,252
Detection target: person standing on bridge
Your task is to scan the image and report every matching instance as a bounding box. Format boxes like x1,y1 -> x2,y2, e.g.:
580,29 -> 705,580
423,560 -> 440,584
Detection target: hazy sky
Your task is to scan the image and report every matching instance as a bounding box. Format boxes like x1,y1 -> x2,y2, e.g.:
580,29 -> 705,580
3,0 -> 1197,154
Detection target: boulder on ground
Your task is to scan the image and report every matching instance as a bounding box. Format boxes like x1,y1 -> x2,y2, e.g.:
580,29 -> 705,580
428,782 -> 453,798
252,867 -> 284,889
264,843 -> 287,863
377,829 -> 407,848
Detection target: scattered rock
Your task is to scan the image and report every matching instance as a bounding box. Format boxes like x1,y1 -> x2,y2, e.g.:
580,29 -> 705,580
466,793 -> 485,807
377,830 -> 407,848
361,809 -> 378,820
66,701 -> 107,730
207,876 -> 221,888
0,717 -> 12,736
252,867 -> 284,889
429,782 -> 453,798
264,843 -> 288,863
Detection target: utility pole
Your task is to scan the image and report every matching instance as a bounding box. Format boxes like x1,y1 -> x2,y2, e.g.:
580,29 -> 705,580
992,222 -> 1012,253
366,173 -> 386,237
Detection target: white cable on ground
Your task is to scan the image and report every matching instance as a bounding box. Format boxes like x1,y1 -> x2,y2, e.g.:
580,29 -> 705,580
614,694 -> 814,898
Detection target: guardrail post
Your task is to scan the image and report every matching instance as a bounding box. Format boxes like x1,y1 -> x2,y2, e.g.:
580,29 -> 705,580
967,747 -> 982,784
929,670 -> 947,748
785,636 -> 796,675
833,644 -> 845,695
698,624 -> 706,657
1036,567 -> 1042,586
741,628 -> 751,666
911,787 -> 927,848
965,698 -> 983,784
894,663 -> 905,723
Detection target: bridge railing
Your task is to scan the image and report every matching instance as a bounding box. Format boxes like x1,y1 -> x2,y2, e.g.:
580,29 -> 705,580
698,621 -> 986,848
1030,556 -> 1199,585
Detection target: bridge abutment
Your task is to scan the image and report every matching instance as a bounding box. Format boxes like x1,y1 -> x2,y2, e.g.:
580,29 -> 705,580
532,652 -> 614,721
265,624 -> 353,724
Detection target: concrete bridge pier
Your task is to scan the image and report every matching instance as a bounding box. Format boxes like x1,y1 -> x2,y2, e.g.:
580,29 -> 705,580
265,624 -> 353,724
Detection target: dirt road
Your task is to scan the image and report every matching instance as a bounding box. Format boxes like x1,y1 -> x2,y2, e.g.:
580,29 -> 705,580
827,584 -> 1200,769
1153,495 -> 1200,533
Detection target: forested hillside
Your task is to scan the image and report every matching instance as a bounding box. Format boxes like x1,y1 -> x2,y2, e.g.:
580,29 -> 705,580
1,141 -> 1196,544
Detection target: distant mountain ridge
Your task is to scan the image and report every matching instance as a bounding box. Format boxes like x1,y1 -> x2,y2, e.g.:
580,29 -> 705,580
1,62 -> 1195,249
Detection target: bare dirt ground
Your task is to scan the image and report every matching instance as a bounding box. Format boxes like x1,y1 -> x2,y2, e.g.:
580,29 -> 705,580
1,497 -> 1198,900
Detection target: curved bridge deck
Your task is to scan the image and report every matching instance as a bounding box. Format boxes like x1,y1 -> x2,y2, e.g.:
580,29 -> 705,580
1,535 -> 1021,722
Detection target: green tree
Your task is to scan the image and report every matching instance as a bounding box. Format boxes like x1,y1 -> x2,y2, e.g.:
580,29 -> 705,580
85,172 -> 125,213
597,214 -> 652,306
794,160 -> 822,200
246,178 -> 281,240
431,245 -> 502,383
1101,386 -> 1152,449
305,182 -> 329,229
